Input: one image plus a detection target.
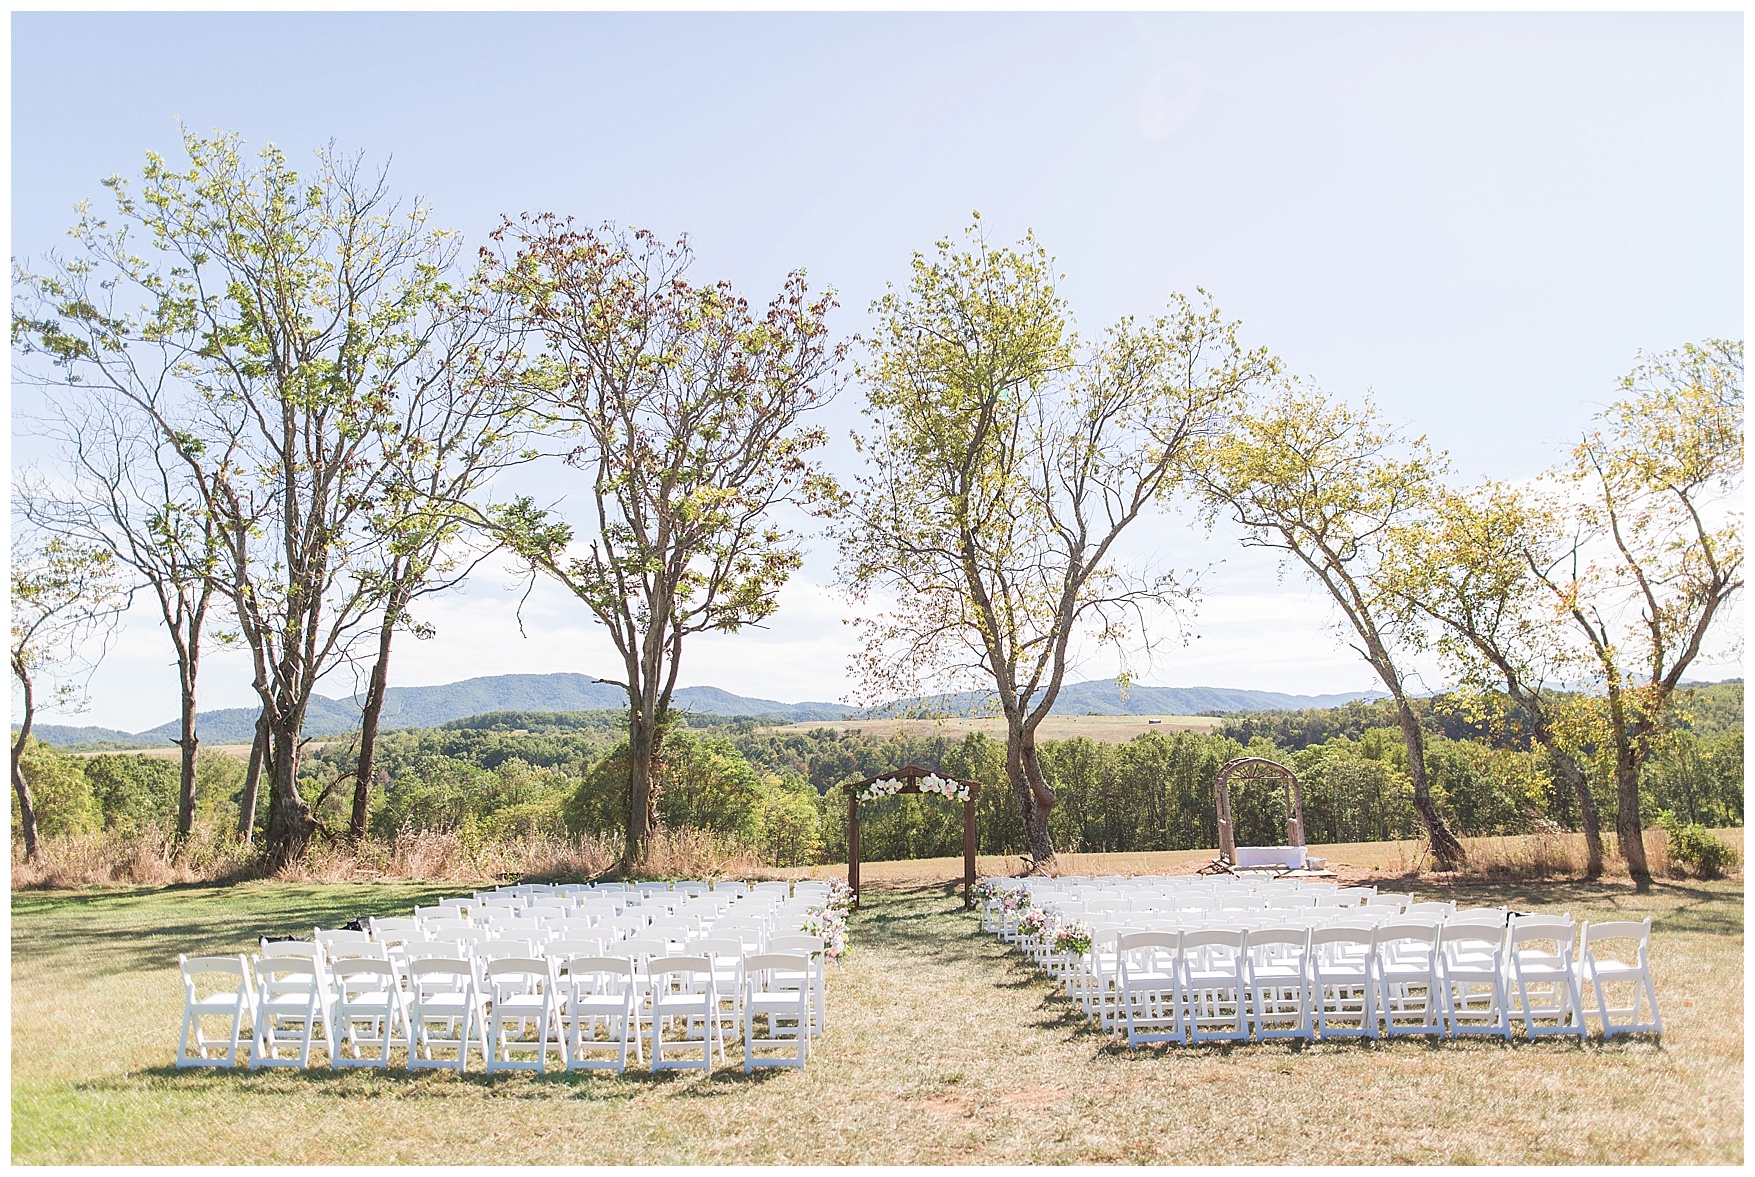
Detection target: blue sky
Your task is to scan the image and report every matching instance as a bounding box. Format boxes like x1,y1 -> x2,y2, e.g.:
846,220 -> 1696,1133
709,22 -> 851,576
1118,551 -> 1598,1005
10,12 -> 1744,731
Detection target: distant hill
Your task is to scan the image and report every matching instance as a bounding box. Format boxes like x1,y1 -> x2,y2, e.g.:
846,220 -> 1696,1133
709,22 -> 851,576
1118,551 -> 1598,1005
885,680 -> 1387,718
22,723 -> 143,749
18,672 -> 1401,748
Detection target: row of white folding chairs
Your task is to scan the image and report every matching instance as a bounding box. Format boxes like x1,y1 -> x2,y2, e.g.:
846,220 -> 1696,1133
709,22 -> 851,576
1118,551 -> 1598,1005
986,889 -> 1399,941
178,948 -> 819,1074
1030,917 -> 1659,1044
425,890 -> 787,924
405,895 -> 800,941
180,933 -> 829,1071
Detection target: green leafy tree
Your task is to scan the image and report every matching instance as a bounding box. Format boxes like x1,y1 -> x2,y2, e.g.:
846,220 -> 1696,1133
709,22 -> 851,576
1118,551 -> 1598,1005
753,776 -> 823,867
13,130 -> 468,867
83,753 -> 179,834
9,536 -> 128,858
1385,483 -> 1609,875
12,738 -> 99,838
840,220 -> 1275,867
1529,341 -> 1743,889
1199,384 -> 1467,868
480,218 -> 843,867
344,300 -> 533,842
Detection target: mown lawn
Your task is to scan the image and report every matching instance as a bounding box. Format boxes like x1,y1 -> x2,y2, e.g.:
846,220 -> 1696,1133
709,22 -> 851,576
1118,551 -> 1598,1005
10,871 -> 1743,1164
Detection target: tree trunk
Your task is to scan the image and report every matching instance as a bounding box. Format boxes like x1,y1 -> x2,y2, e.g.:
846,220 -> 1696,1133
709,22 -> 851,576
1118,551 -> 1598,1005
624,710 -> 659,870
236,711 -> 268,845
1546,745 -> 1605,879
175,681 -> 198,839
1613,742 -> 1652,891
263,724 -> 315,870
349,613 -> 396,842
1005,718 -> 1056,868
10,672 -> 40,860
1601,681 -> 1652,891
1394,696 -> 1467,870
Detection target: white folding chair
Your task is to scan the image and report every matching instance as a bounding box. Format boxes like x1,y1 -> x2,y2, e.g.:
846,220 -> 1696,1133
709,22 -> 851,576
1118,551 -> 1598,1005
1310,926 -> 1377,1039
330,958 -> 409,1068
406,958 -> 486,1072
741,952 -> 812,1072
315,927 -> 382,966
483,957 -> 564,1074
1181,928 -> 1249,1043
1244,927 -> 1312,1041
1436,923 -> 1510,1039
176,954 -> 256,1067
558,957 -> 643,1072
1507,919 -> 1586,1039
693,937 -> 747,1045
1372,923 -> 1441,1037
648,956 -> 720,1072
768,933 -> 827,1037
1117,931 -> 1183,1047
1578,919 -> 1662,1037
250,955 -> 331,1068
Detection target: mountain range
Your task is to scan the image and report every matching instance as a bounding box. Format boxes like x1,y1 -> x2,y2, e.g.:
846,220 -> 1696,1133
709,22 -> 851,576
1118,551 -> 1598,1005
21,672 -> 1387,748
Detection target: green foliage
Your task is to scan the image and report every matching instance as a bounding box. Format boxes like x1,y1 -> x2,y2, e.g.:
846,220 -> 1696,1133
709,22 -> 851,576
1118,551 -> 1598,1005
656,730 -> 766,840
82,754 -> 179,835
753,776 -> 823,867
192,749 -> 246,828
13,739 -> 99,836
1657,810 -> 1737,879
372,755 -> 572,841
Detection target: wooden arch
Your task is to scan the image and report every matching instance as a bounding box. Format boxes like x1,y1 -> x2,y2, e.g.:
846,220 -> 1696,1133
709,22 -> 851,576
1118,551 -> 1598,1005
1213,756 -> 1305,863
841,764 -> 982,911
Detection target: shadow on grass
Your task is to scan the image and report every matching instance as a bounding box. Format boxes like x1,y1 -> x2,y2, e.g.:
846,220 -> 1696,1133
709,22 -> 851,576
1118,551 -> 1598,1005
100,1055 -> 802,1100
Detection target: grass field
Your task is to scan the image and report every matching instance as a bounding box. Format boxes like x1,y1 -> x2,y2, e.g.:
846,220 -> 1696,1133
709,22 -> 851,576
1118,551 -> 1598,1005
11,861 -> 1743,1164
755,713 -> 1220,742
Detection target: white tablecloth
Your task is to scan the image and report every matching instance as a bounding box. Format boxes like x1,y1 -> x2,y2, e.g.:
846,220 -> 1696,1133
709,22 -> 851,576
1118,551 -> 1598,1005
1234,845 -> 1307,869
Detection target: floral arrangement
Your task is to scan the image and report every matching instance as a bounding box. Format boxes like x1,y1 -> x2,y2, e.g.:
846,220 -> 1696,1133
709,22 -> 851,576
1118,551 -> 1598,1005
853,772 -> 973,803
800,905 -> 848,961
818,878 -> 854,915
1016,907 -> 1052,939
1000,888 -> 1032,913
1051,918 -> 1093,956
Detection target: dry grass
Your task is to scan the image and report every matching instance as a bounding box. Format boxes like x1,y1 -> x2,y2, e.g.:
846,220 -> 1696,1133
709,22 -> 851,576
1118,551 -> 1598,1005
10,864 -> 1742,1164
10,827 -> 786,891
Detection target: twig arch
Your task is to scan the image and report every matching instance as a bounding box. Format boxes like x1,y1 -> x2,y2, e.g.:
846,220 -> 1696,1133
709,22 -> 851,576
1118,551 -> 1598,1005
1213,756 -> 1305,863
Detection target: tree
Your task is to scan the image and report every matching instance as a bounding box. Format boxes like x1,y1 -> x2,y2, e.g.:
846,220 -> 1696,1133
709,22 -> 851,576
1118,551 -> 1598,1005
840,221 -> 1275,866
1199,384 -> 1468,869
1384,483 -> 1608,876
482,218 -> 843,867
343,299 -> 531,842
9,536 -> 129,858
17,394 -> 222,841
1528,340 -> 1743,889
12,130 -> 464,867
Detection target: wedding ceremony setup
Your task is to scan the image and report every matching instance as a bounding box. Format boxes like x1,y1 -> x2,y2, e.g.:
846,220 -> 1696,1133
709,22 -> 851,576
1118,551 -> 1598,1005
10,8 -> 1740,1165
176,878 -> 848,1075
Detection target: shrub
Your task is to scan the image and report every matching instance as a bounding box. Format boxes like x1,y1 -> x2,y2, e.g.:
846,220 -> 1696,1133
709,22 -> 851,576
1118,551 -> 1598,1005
1656,810 -> 1737,879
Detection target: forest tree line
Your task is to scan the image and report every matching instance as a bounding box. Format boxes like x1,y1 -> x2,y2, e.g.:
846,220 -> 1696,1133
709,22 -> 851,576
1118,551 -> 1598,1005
15,682 -> 1740,868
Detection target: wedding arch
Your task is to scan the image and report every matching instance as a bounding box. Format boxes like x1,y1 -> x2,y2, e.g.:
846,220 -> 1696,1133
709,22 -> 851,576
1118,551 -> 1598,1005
1212,755 -> 1306,864
841,765 -> 982,911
